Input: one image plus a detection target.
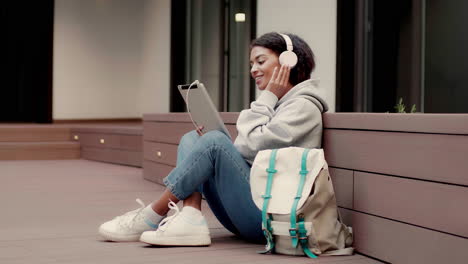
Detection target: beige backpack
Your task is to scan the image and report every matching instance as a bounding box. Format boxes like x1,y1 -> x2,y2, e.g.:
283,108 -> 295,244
250,147 -> 354,258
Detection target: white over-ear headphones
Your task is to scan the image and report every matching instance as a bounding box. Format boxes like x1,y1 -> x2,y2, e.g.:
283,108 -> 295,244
279,33 -> 298,68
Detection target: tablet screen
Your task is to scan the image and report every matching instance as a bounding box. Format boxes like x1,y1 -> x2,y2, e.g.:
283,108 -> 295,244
178,82 -> 232,139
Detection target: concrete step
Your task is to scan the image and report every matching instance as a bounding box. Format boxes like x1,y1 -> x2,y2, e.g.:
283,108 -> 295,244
0,142 -> 80,160
0,125 -> 71,142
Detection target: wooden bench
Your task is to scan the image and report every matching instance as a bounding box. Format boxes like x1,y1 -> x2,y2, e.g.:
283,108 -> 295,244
143,112 -> 468,264
324,113 -> 468,264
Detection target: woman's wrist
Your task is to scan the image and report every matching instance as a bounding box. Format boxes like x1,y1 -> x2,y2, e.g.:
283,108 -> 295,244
257,90 -> 279,107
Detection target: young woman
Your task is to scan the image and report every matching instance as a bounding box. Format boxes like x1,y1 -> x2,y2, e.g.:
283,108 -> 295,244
99,32 -> 328,246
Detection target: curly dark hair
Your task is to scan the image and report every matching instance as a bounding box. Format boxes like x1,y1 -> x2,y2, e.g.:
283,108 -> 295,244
250,32 -> 315,86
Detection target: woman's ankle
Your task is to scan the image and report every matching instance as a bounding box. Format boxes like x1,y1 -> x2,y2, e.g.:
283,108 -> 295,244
152,189 -> 180,215
183,192 -> 202,211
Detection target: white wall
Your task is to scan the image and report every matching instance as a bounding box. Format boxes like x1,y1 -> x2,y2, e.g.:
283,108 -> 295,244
53,0 -> 171,120
137,0 -> 171,116
257,0 -> 337,112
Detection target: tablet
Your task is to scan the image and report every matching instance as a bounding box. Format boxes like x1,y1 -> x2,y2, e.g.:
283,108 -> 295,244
178,81 -> 232,139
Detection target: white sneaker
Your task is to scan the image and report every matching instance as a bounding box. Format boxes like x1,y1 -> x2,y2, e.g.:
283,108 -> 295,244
139,201 -> 211,246
99,199 -> 160,242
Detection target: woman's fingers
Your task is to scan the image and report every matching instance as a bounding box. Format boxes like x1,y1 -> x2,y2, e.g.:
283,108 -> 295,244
269,67 -> 278,85
282,65 -> 291,86
196,126 -> 204,136
266,64 -> 290,98
278,64 -> 289,86
276,65 -> 285,84
266,67 -> 278,91
277,65 -> 285,84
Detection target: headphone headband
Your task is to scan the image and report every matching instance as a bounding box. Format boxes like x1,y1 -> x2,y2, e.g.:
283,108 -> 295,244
278,33 -> 298,68
279,33 -> 293,51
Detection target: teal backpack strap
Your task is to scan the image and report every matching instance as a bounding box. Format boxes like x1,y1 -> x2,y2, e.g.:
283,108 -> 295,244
289,148 -> 310,248
298,216 -> 317,258
258,149 -> 278,254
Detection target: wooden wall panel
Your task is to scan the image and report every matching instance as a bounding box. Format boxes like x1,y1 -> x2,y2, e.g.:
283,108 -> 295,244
329,167 -> 354,209
323,129 -> 468,186
143,160 -> 174,185
144,142 -> 178,167
354,171 -> 468,237
340,209 -> 468,264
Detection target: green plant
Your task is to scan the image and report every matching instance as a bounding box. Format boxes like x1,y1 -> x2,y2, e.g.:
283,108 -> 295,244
394,98 -> 417,113
395,98 -> 405,113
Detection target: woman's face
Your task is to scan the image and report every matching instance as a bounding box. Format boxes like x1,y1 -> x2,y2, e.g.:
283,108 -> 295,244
250,46 -> 281,90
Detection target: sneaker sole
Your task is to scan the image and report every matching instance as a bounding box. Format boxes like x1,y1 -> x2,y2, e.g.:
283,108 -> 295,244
140,234 -> 211,246
98,227 -> 141,242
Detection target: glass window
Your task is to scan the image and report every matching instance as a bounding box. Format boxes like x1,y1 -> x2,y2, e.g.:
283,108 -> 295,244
424,0 -> 468,113
170,0 -> 256,112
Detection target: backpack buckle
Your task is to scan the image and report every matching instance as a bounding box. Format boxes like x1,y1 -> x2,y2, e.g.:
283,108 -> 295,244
298,229 -> 308,242
289,228 -> 298,237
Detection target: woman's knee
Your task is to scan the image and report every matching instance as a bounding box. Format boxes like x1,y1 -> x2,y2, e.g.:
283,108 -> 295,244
179,130 -> 200,148
199,130 -> 231,146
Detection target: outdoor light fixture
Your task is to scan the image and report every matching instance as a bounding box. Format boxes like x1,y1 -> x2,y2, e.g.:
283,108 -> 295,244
235,13 -> 246,22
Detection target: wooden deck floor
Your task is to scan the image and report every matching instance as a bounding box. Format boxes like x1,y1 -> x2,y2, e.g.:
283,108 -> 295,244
0,160 -> 378,264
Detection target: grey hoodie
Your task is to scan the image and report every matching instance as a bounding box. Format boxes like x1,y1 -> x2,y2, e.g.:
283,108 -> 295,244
234,79 -> 329,164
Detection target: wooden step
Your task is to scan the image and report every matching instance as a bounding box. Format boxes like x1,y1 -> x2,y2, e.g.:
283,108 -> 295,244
0,142 -> 80,160
0,125 -> 71,142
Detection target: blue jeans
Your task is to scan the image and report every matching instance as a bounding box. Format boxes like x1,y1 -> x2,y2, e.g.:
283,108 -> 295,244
163,130 -> 265,243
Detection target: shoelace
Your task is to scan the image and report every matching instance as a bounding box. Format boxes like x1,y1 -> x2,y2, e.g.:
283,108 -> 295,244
157,201 -> 180,231
116,198 -> 146,229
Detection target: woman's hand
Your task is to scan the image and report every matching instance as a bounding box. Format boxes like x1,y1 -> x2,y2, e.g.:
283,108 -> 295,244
196,125 -> 204,136
265,64 -> 291,99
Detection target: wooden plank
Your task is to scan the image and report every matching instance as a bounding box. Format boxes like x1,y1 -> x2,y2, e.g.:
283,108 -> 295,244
354,171 -> 468,237
144,123 -> 238,144
74,132 -> 141,151
144,122 -> 194,144
143,112 -> 239,124
329,167 -> 354,209
119,135 -> 142,151
81,147 -> 141,167
143,160 -> 174,185
0,142 -> 80,160
143,113 -> 193,123
144,142 -> 178,167
53,118 -> 141,124
70,126 -> 142,135
323,113 -> 468,135
76,133 -> 120,149
339,209 -> 468,264
323,129 -> 468,186
0,126 -> 71,142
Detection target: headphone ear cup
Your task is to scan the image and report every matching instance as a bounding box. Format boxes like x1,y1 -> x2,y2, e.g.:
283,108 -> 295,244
279,50 -> 298,68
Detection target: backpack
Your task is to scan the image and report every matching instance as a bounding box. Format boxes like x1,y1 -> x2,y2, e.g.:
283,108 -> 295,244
250,147 -> 354,258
